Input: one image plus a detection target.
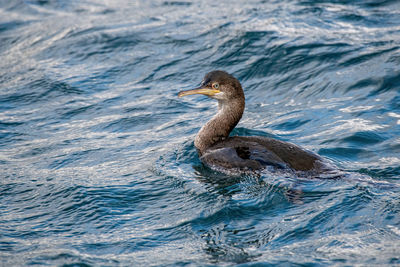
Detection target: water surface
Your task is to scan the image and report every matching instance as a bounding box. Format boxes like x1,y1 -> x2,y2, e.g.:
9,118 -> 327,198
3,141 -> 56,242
1,0 -> 400,266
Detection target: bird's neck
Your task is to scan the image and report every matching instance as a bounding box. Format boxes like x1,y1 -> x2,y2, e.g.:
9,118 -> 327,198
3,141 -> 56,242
194,98 -> 245,155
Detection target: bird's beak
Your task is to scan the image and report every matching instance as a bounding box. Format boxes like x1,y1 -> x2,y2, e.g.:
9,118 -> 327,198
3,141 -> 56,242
178,87 -> 221,97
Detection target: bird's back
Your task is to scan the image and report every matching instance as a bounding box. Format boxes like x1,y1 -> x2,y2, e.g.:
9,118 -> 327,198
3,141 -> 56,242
200,136 -> 331,174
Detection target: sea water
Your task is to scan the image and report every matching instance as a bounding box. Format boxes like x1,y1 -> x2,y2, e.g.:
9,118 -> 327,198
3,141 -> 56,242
1,0 -> 399,266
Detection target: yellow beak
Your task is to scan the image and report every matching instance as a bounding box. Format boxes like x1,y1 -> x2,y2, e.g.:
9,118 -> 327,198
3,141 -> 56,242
178,87 -> 221,97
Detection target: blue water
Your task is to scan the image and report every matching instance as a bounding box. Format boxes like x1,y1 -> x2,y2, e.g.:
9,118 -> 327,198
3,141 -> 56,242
1,0 -> 400,266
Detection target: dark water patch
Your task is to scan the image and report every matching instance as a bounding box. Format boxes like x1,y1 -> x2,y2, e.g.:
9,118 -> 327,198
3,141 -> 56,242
139,56 -> 191,84
188,21 -> 233,42
14,143 -> 55,159
1,184 -> 89,239
28,252 -> 95,267
0,77 -> 83,107
0,20 -> 29,33
162,1 -> 192,6
362,0 -> 400,8
341,131 -> 386,146
58,103 -> 99,120
338,10 -> 400,28
293,6 -> 325,16
214,31 -> 277,75
345,77 -> 379,93
27,0 -> 73,10
318,147 -> 373,161
85,32 -> 143,54
97,55 -> 150,82
339,46 -> 399,68
369,72 -> 400,96
299,0 -> 396,6
359,167 -> 400,180
240,42 -> 354,83
0,121 -> 24,128
48,148 -> 104,169
272,118 -> 312,132
100,113 -> 162,133
389,95 -> 400,110
41,26 -> 144,65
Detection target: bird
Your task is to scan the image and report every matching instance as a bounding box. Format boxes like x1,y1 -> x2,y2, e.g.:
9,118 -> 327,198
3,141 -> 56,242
178,70 -> 335,175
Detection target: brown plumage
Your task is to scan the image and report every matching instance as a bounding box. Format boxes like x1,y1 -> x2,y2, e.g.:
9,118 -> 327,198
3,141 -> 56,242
178,70 -> 333,174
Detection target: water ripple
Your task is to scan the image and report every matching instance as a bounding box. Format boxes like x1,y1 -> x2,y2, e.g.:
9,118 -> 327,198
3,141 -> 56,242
1,0 -> 399,266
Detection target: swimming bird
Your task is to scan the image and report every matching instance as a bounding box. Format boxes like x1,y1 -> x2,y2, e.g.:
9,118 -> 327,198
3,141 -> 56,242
178,70 -> 333,175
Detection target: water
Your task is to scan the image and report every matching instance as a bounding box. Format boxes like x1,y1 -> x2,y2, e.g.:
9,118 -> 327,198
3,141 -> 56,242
1,0 -> 400,265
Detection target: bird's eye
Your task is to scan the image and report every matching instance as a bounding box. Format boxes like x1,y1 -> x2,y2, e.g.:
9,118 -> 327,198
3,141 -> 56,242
212,83 -> 219,89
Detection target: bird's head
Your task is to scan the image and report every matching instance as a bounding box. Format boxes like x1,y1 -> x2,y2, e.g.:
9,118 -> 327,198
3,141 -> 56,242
178,70 -> 244,101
